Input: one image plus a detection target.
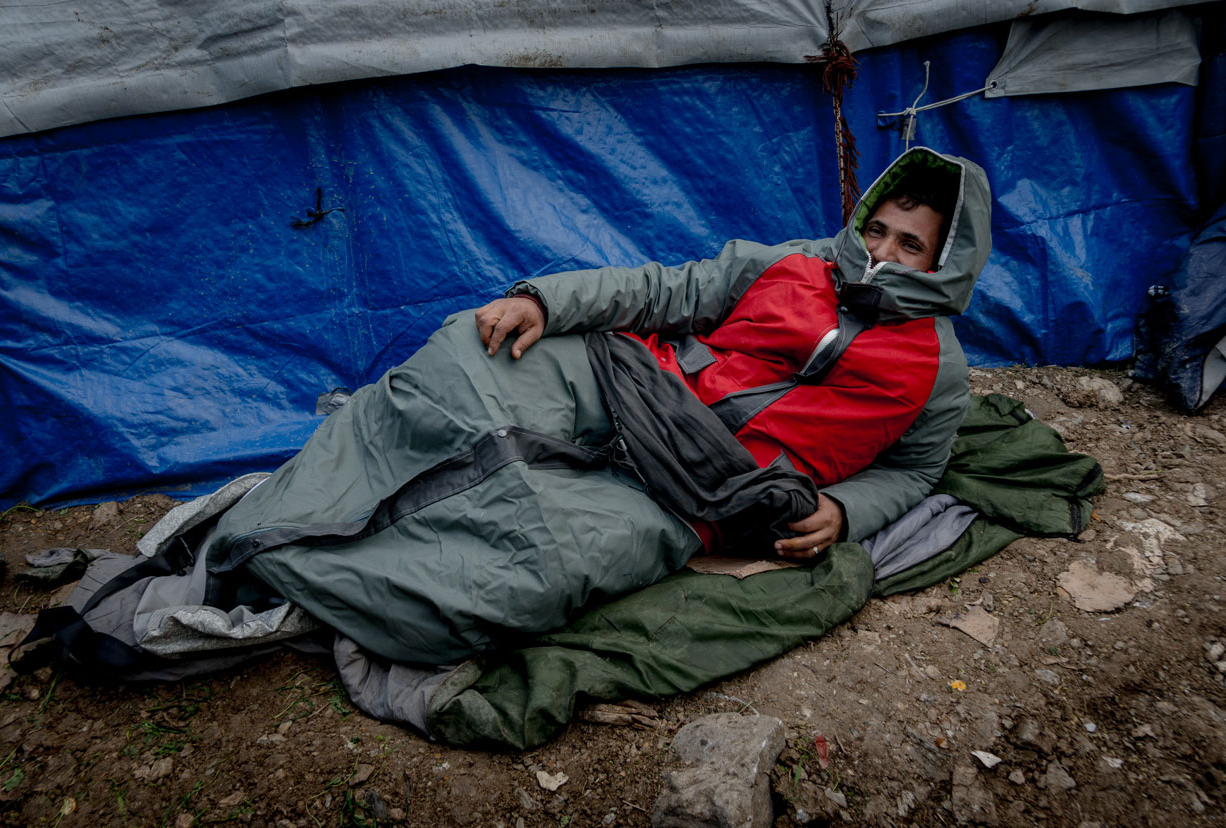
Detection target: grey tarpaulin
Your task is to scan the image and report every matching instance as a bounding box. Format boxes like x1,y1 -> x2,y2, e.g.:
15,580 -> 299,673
0,0 -> 1206,138
986,10 -> 1201,97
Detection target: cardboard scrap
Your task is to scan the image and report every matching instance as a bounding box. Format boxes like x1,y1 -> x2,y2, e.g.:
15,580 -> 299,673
936,605 -> 999,646
685,556 -> 799,579
1056,561 -> 1135,612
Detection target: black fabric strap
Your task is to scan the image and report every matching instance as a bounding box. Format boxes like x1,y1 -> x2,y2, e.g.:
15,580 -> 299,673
707,304 -> 870,434
9,549 -> 187,675
586,332 -> 817,553
214,426 -> 619,572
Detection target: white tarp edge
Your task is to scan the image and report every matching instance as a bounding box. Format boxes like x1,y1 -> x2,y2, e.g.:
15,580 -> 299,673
0,0 -> 1209,138
986,10 -> 1201,97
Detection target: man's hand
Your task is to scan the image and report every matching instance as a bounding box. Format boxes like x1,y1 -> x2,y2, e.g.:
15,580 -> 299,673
474,296 -> 545,359
774,493 -> 844,560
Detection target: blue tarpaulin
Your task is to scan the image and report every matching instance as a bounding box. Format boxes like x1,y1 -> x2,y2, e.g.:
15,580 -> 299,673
0,23 -> 1213,508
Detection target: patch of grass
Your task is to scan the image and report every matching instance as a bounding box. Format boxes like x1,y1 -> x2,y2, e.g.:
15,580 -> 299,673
0,503 -> 38,522
108,779 -> 130,825
275,673 -> 353,722
339,790 -> 379,828
160,775 -> 210,828
3,765 -> 23,792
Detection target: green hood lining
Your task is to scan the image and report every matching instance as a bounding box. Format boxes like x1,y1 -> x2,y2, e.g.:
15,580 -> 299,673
852,149 -> 965,271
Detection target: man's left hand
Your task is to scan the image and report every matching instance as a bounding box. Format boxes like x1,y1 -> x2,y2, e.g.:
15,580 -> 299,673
774,494 -> 844,559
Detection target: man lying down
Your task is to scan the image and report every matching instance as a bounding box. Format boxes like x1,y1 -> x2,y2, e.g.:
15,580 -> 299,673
202,146 -> 992,666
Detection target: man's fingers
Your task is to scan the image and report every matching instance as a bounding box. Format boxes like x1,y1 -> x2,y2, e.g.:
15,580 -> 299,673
475,297 -> 546,357
510,325 -> 543,359
474,302 -> 500,347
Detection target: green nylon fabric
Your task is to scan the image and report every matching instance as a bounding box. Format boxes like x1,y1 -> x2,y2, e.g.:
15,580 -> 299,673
934,393 -> 1105,536
423,394 -> 1105,750
426,542 -> 875,750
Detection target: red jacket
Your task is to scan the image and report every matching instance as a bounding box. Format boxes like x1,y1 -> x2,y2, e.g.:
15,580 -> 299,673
624,252 -> 940,487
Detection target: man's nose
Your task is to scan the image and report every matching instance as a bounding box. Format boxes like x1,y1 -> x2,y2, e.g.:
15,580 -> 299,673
872,237 -> 899,264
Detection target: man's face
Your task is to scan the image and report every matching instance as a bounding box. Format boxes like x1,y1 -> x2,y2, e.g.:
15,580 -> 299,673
862,198 -> 943,272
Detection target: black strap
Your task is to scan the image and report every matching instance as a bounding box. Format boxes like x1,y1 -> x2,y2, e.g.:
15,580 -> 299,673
708,302 -> 871,434
12,605 -> 154,674
8,542 -> 201,675
213,426 -> 619,572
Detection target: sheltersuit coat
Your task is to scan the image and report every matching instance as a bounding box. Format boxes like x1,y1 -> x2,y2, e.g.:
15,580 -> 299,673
207,147 -> 992,665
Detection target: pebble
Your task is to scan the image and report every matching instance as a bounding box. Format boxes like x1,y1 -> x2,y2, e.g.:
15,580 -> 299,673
1122,492 -> 1154,504
1076,376 -> 1124,406
358,790 -> 389,820
971,750 -> 1002,768
536,770 -> 568,791
516,789 -> 538,811
1044,762 -> 1077,792
1008,770 -> 1026,784
1193,425 -> 1226,445
1084,722 -> 1097,733
1034,669 -> 1061,686
1187,483 -> 1210,507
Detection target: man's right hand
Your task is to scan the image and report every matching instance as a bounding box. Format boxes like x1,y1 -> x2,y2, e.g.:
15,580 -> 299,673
474,296 -> 546,359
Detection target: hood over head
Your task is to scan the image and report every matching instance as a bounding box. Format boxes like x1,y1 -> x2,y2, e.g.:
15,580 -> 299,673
831,147 -> 992,323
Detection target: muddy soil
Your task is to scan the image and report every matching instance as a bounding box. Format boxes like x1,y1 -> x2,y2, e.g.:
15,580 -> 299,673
0,366 -> 1223,828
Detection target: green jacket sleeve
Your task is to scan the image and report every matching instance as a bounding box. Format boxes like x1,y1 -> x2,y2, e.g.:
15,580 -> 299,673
820,317 -> 970,542
507,238 -> 825,337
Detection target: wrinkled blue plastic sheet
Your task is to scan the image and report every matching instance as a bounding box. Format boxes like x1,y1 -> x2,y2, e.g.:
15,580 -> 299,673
0,25 -> 1206,508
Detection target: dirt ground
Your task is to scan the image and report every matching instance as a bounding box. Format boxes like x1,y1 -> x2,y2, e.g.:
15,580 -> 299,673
0,365 -> 1223,828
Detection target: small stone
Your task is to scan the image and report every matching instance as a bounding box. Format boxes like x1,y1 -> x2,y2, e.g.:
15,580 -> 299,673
92,502 -> 121,524
1122,492 -> 1154,504
1187,483 -> 1210,507
136,757 -> 174,782
1193,425 -> 1226,444
824,788 -> 847,808
1205,641 -> 1225,662
971,750 -> 1002,768
1076,376 -> 1124,406
360,790 -> 390,820
536,770 -> 568,792
1043,762 -> 1076,792
176,814 -> 194,828
951,765 -> 998,825
350,764 -> 374,786
1084,722 -> 1097,733
1034,669 -> 1061,686
516,789 -> 539,811
1015,719 -> 1053,754
1099,757 -> 1124,771
1008,770 -> 1026,784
